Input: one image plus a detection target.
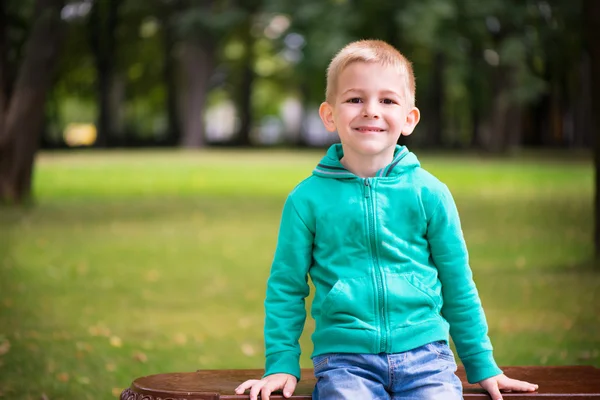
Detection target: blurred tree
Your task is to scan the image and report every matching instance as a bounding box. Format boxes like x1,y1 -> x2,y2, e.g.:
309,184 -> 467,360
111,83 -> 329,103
397,0 -> 454,147
29,0 -> 589,152
175,0 -> 245,148
399,0 -> 584,151
0,1 -> 34,106
121,0 -> 187,145
583,0 -> 599,259
156,0 -> 182,145
88,0 -> 121,147
44,1 -> 95,147
231,0 -> 260,146
524,0 -> 585,148
0,0 -> 64,203
115,0 -> 170,144
261,0 -> 353,145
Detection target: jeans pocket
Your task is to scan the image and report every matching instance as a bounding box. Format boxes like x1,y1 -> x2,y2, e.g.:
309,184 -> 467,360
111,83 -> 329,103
312,354 -> 330,374
427,340 -> 456,362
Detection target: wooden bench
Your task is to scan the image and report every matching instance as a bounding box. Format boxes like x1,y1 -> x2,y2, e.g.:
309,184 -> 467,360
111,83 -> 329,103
120,366 -> 600,399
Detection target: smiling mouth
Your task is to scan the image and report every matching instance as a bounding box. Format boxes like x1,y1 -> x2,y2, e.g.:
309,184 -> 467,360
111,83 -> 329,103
354,127 -> 386,133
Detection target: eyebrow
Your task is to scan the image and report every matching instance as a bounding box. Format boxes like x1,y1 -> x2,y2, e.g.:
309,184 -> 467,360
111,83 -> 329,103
340,88 -> 402,97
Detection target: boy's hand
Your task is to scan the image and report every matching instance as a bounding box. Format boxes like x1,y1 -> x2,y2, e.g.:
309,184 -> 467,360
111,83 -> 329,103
235,373 -> 297,400
479,373 -> 539,400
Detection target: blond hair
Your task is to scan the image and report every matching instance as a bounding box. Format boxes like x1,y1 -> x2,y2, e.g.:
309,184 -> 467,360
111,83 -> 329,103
325,39 -> 416,106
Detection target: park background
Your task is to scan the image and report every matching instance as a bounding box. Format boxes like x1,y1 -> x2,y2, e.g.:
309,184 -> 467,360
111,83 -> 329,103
0,0 -> 599,399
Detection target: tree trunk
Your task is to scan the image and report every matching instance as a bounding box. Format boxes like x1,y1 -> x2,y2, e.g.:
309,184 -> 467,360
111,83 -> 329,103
235,12 -> 256,147
161,12 -> 181,146
179,40 -> 214,148
0,0 -> 6,134
468,47 -> 484,149
0,0 -> 64,204
236,32 -> 255,146
583,0 -> 600,259
573,53 -> 592,148
89,0 -> 120,147
478,66 -> 521,153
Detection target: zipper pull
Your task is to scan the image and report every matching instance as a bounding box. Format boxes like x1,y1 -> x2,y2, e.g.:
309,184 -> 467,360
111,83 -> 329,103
364,178 -> 370,198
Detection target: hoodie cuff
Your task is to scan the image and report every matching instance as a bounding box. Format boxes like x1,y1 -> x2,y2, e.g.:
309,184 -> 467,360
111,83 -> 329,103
461,350 -> 503,384
264,351 -> 301,381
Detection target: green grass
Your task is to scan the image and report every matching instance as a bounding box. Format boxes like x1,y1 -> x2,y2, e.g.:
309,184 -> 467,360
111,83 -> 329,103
0,149 -> 598,399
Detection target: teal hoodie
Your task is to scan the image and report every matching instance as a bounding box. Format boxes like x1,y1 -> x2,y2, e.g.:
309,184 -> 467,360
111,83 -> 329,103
264,144 -> 502,384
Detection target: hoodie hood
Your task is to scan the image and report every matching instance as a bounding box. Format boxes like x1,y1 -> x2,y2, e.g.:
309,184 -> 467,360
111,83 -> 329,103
313,143 -> 420,179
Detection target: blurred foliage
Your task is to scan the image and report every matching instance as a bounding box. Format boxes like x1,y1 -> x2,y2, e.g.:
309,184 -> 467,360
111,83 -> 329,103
1,0 -> 583,148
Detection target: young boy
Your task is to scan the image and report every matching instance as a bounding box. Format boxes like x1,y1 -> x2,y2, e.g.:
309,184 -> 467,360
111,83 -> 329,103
235,39 -> 538,400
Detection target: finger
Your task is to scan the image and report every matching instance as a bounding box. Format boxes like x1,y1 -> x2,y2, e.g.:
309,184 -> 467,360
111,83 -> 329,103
283,377 -> 297,398
500,378 -> 539,392
261,385 -> 273,400
249,381 -> 265,400
235,380 -> 260,394
485,382 -> 503,400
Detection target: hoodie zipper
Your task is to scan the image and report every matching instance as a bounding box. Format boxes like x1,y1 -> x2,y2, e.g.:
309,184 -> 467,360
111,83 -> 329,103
364,178 -> 387,352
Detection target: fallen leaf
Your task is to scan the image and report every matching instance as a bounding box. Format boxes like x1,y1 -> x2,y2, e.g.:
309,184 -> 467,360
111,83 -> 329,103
57,373 -> 69,382
75,342 -> 92,352
109,336 -> 122,348
132,352 -> 148,363
89,325 -> 111,337
112,388 -> 123,397
238,317 -> 252,329
173,333 -> 187,345
241,344 -> 255,356
105,363 -> 116,372
0,339 -> 10,356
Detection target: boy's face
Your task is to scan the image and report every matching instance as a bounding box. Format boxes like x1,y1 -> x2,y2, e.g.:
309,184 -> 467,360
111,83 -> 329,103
319,61 -> 419,162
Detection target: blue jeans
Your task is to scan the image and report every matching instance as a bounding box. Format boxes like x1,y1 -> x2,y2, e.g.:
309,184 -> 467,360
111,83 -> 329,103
312,341 -> 463,400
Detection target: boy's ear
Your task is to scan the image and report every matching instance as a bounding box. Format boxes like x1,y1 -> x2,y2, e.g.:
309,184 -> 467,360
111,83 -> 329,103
319,102 -> 337,132
401,107 -> 420,136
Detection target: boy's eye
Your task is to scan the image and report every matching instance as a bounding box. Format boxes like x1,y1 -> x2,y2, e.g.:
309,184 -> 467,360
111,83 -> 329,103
347,98 -> 362,104
381,98 -> 395,105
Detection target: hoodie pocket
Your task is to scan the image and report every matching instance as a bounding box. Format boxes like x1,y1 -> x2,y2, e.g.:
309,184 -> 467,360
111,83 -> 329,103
319,276 -> 376,331
386,272 -> 441,328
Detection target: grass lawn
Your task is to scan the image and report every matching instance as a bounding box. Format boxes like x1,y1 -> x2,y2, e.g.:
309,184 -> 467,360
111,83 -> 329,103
0,148 -> 598,399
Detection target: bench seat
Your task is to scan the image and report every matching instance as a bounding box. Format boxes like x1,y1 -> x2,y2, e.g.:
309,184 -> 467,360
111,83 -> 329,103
121,366 -> 600,399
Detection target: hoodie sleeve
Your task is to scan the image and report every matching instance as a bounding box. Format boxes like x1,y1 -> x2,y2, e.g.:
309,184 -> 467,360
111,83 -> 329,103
263,194 -> 313,380
426,184 -> 502,384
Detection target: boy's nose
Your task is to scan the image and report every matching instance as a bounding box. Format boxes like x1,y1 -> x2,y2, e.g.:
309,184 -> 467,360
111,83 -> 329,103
362,102 -> 380,119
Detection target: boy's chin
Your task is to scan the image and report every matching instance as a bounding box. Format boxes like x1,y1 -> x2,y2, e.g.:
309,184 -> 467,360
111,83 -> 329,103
352,143 -> 398,156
